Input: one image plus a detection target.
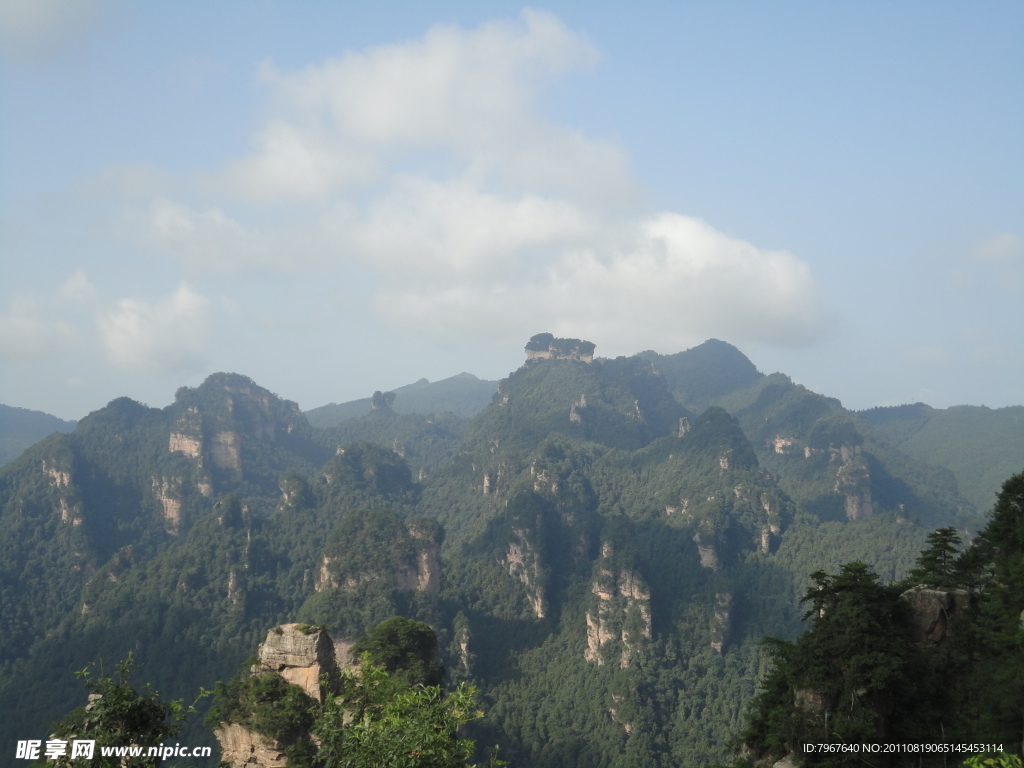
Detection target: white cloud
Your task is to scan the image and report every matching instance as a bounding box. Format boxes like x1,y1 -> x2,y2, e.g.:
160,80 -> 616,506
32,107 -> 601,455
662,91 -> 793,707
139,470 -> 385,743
213,9 -> 621,205
971,233 -> 1024,262
377,213 -> 826,352
350,177 -> 598,275
97,283 -> 210,374
128,9 -> 827,352
56,268 -> 99,306
0,296 -> 78,360
215,121 -> 378,202
142,199 -> 274,273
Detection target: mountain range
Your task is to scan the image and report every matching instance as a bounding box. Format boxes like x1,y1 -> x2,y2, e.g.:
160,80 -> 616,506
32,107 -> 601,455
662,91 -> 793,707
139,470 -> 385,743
0,336 -> 1021,767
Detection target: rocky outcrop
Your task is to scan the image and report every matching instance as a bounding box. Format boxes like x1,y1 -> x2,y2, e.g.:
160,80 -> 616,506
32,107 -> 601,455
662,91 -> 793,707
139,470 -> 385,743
152,476 -> 183,534
524,333 -> 596,363
506,528 -> 546,618
315,556 -> 335,592
215,723 -> 288,768
794,687 -> 832,714
316,522 -> 440,596
169,405 -> 203,459
371,390 -> 396,410
168,374 -> 307,486
217,623 -> 343,767
569,394 -> 587,423
711,591 -> 733,655
899,586 -> 970,644
59,498 -> 82,526
693,533 -> 720,572
395,547 -> 441,595
227,570 -> 243,606
42,460 -> 72,488
585,542 -> 651,668
211,430 -> 242,479
831,444 -> 872,524
257,624 -> 336,702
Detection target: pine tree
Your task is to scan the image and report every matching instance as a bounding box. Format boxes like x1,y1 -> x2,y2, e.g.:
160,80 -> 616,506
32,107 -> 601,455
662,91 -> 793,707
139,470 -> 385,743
909,526 -> 962,588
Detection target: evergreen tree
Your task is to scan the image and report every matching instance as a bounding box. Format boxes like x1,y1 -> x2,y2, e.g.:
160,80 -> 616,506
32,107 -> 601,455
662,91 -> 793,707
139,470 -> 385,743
909,526 -> 962,588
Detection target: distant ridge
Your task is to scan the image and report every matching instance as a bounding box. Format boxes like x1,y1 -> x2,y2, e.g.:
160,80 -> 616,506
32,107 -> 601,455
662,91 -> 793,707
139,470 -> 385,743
305,372 -> 498,427
640,338 -> 763,412
0,404 -> 77,467
858,402 -> 1024,513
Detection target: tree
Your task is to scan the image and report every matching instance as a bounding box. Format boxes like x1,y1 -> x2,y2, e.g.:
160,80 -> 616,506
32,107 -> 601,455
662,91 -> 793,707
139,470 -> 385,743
313,660 -> 499,768
36,654 -> 198,768
741,563 -> 923,766
909,526 -> 962,588
965,472 -> 1024,754
350,616 -> 445,688
209,619 -> 503,768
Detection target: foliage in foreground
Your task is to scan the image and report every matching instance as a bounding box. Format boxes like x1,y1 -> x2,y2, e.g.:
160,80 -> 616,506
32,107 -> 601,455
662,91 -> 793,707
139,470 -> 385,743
35,654 -> 199,768
207,617 -> 505,768
737,471 -> 1024,767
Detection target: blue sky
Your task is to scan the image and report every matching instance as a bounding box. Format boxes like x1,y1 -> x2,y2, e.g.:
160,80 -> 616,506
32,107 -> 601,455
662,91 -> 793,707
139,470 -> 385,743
1,1 -> 1022,420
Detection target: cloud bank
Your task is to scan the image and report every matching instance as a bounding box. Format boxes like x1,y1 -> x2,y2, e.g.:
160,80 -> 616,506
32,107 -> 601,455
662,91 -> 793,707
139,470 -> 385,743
135,9 -> 827,354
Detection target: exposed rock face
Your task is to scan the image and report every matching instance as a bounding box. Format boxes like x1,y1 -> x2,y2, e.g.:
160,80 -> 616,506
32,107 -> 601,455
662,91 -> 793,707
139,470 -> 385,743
585,543 -> 651,667
693,533 -> 720,572
333,638 -> 355,669
168,433 -> 202,458
315,556 -> 335,592
152,476 -> 183,534
211,430 -> 242,479
414,545 -> 440,594
711,591 -> 732,655
169,406 -> 203,459
678,416 -> 691,437
217,623 -> 343,767
900,586 -> 971,644
506,528 -> 546,618
59,498 -> 82,526
394,546 -> 441,595
569,394 -> 587,423
317,523 -> 440,596
794,688 -> 832,714
771,436 -> 794,454
524,332 -> 596,363
830,444 -> 872,520
215,723 -> 288,768
42,460 -> 71,487
168,374 -> 307,488
257,624 -> 336,702
227,570 -> 242,606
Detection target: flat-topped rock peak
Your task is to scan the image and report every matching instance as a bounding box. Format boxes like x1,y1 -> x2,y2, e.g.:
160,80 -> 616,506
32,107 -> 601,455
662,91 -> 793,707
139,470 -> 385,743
525,332 -> 596,363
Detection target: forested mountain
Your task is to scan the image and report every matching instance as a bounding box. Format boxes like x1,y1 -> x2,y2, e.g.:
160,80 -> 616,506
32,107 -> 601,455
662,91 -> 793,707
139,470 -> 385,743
858,402 -> 1024,514
305,373 -> 498,426
0,336 -> 1014,767
0,403 -> 76,467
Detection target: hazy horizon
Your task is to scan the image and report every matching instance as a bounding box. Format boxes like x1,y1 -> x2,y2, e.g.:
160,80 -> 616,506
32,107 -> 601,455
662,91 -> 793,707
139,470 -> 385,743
2,2 -> 1022,421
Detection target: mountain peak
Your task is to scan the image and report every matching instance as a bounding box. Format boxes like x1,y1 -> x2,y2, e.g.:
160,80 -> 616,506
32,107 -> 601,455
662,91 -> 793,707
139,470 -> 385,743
524,333 -> 596,363
643,339 -> 762,411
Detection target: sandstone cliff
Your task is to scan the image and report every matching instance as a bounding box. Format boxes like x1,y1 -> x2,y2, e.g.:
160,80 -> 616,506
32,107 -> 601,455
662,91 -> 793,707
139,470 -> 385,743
524,332 -> 596,363
584,541 -> 652,668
